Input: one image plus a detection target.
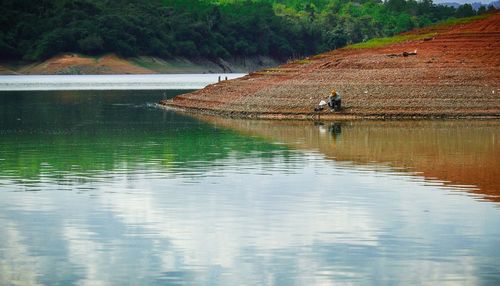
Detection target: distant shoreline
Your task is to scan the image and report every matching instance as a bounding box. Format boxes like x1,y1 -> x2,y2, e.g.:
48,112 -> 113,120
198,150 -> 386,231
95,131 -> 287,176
0,54 -> 280,76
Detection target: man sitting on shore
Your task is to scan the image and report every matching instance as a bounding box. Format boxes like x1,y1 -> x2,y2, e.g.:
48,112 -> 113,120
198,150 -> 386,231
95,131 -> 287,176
328,89 -> 341,111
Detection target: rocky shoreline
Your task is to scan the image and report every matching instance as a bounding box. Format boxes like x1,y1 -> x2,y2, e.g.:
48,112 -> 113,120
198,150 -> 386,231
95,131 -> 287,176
161,13 -> 500,119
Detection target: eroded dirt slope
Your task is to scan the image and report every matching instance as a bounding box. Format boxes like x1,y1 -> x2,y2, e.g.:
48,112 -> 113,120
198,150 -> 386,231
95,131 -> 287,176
163,13 -> 500,119
18,54 -> 153,75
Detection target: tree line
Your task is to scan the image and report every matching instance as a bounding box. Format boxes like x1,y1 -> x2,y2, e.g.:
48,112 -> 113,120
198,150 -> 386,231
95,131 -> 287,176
0,0 -> 495,61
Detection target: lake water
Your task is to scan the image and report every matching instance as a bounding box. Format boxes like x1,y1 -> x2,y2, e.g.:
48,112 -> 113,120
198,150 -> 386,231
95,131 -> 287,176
0,74 -> 246,91
0,88 -> 499,285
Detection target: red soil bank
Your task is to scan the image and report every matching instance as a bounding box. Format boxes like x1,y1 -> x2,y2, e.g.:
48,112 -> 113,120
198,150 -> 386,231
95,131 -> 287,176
161,13 -> 500,119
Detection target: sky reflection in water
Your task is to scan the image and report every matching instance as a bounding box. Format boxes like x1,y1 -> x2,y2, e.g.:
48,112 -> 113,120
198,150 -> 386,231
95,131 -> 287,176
0,90 -> 499,285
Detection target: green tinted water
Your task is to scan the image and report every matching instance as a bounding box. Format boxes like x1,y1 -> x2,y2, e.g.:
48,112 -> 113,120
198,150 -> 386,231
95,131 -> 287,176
0,90 -> 499,285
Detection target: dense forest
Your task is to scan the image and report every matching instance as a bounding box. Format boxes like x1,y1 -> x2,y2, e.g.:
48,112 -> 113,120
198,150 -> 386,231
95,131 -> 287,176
0,0 -> 496,61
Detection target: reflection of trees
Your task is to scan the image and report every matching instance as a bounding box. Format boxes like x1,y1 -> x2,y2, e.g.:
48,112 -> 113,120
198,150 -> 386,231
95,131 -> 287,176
0,90 -> 290,181
0,129 -> 290,179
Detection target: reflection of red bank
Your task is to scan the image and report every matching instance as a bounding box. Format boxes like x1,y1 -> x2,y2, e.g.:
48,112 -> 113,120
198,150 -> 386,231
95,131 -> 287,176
191,116 -> 500,203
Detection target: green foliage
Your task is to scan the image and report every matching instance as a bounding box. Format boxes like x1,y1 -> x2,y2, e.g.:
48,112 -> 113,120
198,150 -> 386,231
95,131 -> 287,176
455,4 -> 476,18
0,0 -> 473,61
78,35 -> 104,54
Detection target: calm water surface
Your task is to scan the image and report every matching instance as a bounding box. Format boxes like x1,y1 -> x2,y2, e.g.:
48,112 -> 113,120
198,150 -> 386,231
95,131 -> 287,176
0,74 -> 246,91
0,89 -> 499,285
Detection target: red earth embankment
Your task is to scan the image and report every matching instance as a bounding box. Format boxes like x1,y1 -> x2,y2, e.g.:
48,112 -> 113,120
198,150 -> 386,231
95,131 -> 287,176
0,54 -> 280,75
16,54 -> 154,75
161,13 -> 500,119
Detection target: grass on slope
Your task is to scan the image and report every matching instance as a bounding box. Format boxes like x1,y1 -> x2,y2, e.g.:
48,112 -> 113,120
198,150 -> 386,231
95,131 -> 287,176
433,14 -> 489,27
348,14 -> 490,49
348,32 -> 437,49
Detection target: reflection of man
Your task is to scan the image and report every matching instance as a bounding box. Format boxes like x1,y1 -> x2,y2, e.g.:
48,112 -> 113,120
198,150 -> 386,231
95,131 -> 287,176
328,89 -> 342,111
315,122 -> 342,141
329,123 -> 342,137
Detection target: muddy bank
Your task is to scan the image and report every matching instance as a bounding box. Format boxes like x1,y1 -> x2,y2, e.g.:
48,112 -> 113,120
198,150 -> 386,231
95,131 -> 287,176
161,13 -> 500,119
0,54 -> 280,75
